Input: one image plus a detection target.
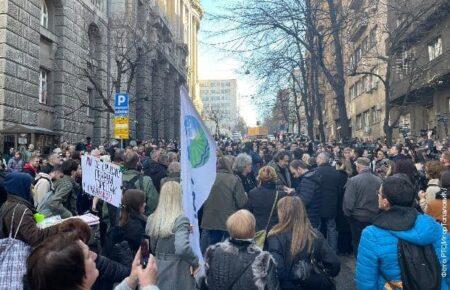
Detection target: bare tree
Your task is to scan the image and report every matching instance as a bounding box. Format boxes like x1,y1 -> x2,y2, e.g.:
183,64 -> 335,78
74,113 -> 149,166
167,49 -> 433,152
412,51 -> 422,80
206,0 -> 354,141
348,0 -> 444,145
204,106 -> 226,137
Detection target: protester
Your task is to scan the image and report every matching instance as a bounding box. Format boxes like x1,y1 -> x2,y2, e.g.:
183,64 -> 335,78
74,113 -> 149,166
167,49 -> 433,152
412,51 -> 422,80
343,157 -> 382,254
119,189 -> 147,253
233,153 -> 257,193
160,161 -> 181,187
22,155 -> 40,178
123,151 -> 159,216
440,151 -> 450,171
315,152 -> 343,252
26,233 -> 160,290
419,160 -> 443,211
335,160 -> 352,255
426,170 -> 450,231
7,151 -> 24,172
266,196 -> 340,289
50,159 -> 79,218
356,176 -> 450,289
22,144 -> 35,163
33,165 -> 63,208
244,166 -> 284,232
391,158 -> 425,194
143,149 -> 167,193
0,172 -> 60,247
203,209 -> 279,289
288,159 -> 321,228
200,156 -> 247,253
146,181 -> 199,290
269,151 -> 292,188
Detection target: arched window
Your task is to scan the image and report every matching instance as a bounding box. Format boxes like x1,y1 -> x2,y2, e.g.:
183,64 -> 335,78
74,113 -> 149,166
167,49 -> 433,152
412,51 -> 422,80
40,0 -> 48,28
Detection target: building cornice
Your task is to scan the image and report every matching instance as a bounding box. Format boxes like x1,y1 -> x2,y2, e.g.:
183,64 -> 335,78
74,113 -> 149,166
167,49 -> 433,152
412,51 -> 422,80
190,0 -> 204,18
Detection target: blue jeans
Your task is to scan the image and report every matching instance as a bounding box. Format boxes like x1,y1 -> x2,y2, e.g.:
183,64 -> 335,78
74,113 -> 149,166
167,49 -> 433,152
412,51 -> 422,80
320,218 -> 338,252
200,229 -> 229,255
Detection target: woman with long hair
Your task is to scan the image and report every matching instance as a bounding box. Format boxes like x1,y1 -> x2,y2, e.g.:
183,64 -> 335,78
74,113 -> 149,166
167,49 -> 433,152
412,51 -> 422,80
146,181 -> 199,290
119,189 -> 147,253
266,196 -> 340,290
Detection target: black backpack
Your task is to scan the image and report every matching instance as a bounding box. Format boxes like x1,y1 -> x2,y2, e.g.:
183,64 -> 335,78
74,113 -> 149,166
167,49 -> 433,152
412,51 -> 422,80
398,239 -> 441,290
122,174 -> 144,192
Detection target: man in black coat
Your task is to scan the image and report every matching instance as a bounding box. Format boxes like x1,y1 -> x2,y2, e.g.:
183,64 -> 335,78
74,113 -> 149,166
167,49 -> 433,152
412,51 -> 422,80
315,152 -> 343,252
289,160 -> 322,229
142,149 -> 167,193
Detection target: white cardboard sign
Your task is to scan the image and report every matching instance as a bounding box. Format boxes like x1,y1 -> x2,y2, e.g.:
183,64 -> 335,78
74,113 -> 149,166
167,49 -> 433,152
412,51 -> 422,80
81,155 -> 123,207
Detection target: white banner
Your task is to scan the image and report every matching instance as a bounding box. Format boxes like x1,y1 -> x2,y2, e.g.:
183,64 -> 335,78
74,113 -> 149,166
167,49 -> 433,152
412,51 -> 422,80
180,86 -> 217,263
81,155 -> 123,207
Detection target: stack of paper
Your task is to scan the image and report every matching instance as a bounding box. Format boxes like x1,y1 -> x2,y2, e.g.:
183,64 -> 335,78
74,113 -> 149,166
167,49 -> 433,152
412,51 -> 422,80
37,213 -> 100,229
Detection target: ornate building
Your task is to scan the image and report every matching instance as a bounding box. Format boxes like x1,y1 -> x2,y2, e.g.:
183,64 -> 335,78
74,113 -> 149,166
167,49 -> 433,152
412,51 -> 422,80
0,0 -> 203,152
156,0 -> 204,113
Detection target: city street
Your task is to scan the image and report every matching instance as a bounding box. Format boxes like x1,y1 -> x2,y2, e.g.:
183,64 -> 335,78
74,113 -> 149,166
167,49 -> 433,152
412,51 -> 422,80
336,255 -> 357,290
0,0 -> 449,289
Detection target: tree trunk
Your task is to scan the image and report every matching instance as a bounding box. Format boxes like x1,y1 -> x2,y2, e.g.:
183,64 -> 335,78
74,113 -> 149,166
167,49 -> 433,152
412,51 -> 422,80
311,47 -> 326,142
316,95 -> 326,142
383,61 -> 393,146
325,0 -> 351,142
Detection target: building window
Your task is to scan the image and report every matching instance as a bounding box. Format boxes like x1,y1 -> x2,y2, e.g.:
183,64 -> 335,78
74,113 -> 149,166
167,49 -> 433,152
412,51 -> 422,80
371,67 -> 379,90
428,37 -> 442,61
349,85 -> 355,99
87,88 -> 94,117
40,0 -> 48,28
363,111 -> 370,127
355,46 -> 362,64
356,114 -> 362,130
39,68 -> 48,104
369,27 -> 377,48
362,75 -> 369,92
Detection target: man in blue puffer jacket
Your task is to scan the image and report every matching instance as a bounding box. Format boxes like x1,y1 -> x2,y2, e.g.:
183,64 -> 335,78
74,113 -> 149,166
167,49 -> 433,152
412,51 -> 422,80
356,176 -> 450,290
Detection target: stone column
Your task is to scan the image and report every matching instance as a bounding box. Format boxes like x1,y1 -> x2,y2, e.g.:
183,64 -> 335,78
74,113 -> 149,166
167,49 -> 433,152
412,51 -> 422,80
151,60 -> 169,140
173,77 -> 182,141
135,53 -> 145,141
163,69 -> 176,139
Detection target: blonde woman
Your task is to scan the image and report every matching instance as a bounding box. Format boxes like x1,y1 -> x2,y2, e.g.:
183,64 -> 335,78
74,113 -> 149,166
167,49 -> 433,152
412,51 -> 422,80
146,181 -> 199,290
266,196 -> 340,289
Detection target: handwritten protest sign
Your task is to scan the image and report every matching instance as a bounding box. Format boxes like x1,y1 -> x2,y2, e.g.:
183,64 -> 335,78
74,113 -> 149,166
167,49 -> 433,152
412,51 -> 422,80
81,155 -> 123,207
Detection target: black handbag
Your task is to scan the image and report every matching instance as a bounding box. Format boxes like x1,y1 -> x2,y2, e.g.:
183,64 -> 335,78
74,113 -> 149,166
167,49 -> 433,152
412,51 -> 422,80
291,237 -> 336,290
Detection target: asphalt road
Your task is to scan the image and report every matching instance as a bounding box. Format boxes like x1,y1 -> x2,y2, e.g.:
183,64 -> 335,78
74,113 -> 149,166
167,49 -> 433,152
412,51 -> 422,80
335,254 -> 357,290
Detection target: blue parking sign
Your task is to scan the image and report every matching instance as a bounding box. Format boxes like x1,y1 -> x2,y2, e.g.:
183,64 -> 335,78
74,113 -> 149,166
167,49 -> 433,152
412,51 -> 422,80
114,93 -> 129,116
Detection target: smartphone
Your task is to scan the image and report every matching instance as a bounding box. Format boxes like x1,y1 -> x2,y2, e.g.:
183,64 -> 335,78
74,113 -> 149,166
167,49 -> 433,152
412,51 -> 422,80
140,235 -> 151,268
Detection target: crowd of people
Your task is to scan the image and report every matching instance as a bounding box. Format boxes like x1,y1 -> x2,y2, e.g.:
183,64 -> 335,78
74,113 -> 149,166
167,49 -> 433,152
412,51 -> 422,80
1,134 -> 450,290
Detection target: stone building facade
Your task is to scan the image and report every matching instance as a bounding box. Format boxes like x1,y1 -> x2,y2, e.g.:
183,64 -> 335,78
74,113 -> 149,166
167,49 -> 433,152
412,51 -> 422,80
0,0 -> 109,152
343,0 -> 387,140
314,0 -> 450,142
388,0 -> 450,140
0,0 -> 203,152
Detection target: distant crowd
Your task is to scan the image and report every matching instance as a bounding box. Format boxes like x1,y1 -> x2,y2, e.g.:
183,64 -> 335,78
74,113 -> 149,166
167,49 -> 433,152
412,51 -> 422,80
0,134 -> 449,290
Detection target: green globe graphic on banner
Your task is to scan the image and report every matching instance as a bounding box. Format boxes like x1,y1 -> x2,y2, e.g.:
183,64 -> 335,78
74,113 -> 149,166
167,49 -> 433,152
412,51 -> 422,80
184,115 -> 210,168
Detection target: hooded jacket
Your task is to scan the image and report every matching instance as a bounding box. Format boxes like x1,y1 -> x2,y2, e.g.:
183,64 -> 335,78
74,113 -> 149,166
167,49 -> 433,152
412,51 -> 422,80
0,173 -> 59,247
356,206 -> 450,290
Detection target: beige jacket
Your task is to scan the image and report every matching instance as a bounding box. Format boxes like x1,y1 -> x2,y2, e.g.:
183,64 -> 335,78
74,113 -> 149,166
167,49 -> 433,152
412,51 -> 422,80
33,173 -> 53,207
